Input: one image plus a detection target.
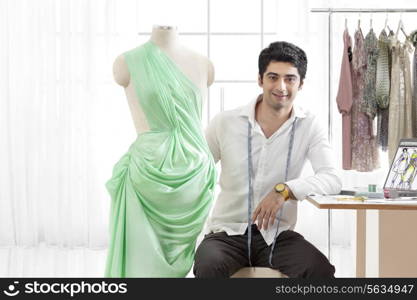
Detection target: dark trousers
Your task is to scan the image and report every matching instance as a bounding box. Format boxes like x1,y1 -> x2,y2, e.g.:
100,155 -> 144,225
193,225 -> 335,278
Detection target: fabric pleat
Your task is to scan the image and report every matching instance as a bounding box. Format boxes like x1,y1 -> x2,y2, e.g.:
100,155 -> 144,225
376,30 -> 392,151
105,41 -> 216,277
361,28 -> 378,119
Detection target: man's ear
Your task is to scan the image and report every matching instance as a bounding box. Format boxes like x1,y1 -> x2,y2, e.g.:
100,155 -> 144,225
298,80 -> 304,90
258,74 -> 263,87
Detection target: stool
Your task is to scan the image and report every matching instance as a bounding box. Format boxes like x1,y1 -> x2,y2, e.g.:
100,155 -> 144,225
231,267 -> 287,278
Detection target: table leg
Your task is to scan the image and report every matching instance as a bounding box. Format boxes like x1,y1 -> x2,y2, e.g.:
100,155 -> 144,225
328,209 -> 331,261
365,210 -> 379,277
356,210 -> 366,277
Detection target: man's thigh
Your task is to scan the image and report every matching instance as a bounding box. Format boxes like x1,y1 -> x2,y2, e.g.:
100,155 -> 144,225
193,232 -> 249,278
256,230 -> 335,278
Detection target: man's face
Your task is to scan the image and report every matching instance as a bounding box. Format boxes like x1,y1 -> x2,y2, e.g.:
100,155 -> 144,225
258,61 -> 303,111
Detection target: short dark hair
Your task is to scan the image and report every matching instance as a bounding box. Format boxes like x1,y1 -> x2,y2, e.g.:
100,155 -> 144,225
258,41 -> 307,81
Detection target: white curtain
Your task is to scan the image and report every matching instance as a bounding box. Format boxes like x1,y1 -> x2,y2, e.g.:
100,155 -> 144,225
0,0 -> 132,249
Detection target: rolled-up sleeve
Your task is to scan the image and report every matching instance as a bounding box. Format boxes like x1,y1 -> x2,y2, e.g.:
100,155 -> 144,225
285,120 -> 342,200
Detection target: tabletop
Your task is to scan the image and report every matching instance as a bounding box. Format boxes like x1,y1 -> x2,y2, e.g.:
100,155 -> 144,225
306,195 -> 417,210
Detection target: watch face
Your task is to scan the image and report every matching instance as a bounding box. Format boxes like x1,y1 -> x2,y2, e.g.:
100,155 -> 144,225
275,183 -> 285,192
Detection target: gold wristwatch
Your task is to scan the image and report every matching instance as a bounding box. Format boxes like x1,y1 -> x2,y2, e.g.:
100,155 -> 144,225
274,183 -> 289,201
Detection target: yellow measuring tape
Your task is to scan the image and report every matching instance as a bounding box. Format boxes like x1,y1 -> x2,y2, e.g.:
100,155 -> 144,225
336,196 -> 367,202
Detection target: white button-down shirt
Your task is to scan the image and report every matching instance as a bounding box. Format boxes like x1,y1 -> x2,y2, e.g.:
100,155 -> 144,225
204,98 -> 342,245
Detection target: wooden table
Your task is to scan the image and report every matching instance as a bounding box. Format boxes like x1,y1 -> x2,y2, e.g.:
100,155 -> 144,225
306,195 -> 417,277
307,195 -> 417,210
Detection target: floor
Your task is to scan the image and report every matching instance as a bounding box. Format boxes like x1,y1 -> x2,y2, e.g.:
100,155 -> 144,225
0,244 -> 354,277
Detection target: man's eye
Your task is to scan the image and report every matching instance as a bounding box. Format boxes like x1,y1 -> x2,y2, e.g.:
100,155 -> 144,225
269,76 -> 277,80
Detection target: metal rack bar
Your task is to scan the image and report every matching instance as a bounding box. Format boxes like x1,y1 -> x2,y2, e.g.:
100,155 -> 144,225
137,32 -> 279,36
311,8 -> 417,13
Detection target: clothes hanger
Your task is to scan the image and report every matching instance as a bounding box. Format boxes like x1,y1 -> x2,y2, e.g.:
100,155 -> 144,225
384,13 -> 392,33
370,14 -> 373,31
356,11 -> 363,36
396,13 -> 409,40
344,16 -> 348,31
357,12 -> 361,30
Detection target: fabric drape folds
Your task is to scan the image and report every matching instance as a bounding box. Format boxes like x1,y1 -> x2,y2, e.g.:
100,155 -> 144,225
336,29 -> 353,170
351,29 -> 380,172
362,29 -> 379,119
105,42 -> 216,277
388,37 -> 414,162
375,30 -> 392,151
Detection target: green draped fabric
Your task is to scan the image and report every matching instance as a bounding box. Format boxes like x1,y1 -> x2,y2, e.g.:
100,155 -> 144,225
105,41 -> 216,277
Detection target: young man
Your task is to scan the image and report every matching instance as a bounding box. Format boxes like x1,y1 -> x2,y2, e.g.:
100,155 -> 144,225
194,41 -> 342,278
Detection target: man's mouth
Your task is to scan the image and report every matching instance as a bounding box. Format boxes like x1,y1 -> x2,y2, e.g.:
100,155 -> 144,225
272,92 -> 288,99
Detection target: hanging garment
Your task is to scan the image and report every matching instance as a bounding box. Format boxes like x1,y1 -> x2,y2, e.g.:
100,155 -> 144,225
105,41 -> 216,277
361,28 -> 379,119
388,36 -> 414,163
336,29 -> 353,170
351,28 -> 380,172
376,30 -> 392,151
376,30 -> 391,109
411,30 -> 417,137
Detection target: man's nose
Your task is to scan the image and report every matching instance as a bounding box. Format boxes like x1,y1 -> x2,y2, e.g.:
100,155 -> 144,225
274,78 -> 287,92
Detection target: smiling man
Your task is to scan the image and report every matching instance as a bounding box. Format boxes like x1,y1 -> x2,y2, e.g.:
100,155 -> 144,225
193,41 -> 342,278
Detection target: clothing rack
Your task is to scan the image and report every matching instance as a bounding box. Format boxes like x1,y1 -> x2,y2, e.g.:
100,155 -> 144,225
310,8 -> 417,263
312,8 -> 417,13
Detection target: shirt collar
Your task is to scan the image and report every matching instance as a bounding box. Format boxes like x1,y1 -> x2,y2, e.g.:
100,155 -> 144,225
239,94 -> 307,126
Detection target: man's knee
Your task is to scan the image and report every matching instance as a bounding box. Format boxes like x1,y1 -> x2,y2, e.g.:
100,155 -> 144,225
194,232 -> 248,278
304,252 -> 335,278
276,231 -> 335,278
193,243 -> 230,278
193,259 -> 230,278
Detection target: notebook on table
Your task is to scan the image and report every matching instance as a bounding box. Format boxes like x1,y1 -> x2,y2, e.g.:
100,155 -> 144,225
383,139 -> 417,198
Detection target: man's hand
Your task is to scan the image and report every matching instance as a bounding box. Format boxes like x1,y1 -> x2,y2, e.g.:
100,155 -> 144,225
252,189 -> 285,231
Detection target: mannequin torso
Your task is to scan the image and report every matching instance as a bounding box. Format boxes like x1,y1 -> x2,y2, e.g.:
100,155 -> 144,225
113,25 -> 215,134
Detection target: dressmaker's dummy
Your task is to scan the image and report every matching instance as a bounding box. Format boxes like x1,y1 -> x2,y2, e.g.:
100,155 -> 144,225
112,25 -> 215,133
105,25 -> 217,277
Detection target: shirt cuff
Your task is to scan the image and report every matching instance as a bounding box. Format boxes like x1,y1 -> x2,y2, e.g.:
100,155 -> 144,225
285,179 -> 310,201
